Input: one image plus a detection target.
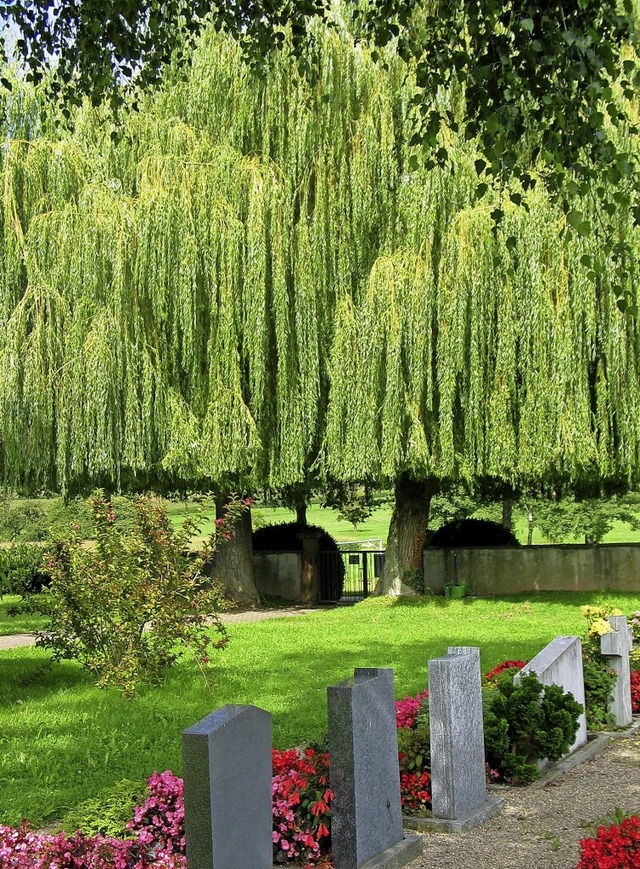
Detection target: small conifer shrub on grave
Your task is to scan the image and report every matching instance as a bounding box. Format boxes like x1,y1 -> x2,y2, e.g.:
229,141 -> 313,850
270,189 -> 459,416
483,672 -> 582,784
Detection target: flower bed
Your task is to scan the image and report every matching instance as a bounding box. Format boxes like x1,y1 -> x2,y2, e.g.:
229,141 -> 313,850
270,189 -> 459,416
577,815 -> 640,868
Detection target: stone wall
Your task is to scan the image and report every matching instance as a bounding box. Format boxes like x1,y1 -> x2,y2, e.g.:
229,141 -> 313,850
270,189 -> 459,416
423,543 -> 640,595
252,551 -> 302,601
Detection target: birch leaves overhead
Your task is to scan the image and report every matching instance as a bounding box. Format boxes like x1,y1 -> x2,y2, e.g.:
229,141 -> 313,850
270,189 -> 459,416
1,26 -> 639,494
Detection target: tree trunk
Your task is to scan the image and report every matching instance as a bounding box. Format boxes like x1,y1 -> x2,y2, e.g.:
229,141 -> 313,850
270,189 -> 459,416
502,498 -> 513,531
296,501 -> 308,525
209,500 -> 260,606
376,477 -> 434,596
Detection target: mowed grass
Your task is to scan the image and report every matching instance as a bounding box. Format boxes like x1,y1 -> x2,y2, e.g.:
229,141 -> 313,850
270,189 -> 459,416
0,595 -> 49,636
1,591 -> 640,828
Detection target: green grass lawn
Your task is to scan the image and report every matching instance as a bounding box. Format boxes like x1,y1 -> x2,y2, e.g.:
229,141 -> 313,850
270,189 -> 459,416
0,595 -> 49,636
1,591 -> 639,828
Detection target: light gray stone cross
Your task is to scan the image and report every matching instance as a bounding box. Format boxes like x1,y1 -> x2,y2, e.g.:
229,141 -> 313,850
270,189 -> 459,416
600,615 -> 634,728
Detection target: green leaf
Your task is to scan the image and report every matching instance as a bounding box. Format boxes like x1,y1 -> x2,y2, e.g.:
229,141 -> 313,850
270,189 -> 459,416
566,210 -> 584,230
521,18 -> 534,33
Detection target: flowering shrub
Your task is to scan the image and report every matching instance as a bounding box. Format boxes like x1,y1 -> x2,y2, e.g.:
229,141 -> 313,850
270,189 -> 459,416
580,604 -> 626,730
126,771 -> 185,855
272,747 -> 332,866
483,660 -> 526,685
631,668 -> 640,715
577,814 -> 640,868
398,770 -> 431,815
0,822 -> 183,868
395,690 -> 432,814
33,492 -> 248,695
395,690 -> 429,729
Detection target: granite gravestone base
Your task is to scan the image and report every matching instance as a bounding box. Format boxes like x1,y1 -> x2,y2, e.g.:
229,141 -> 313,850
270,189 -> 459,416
405,649 -> 503,834
328,668 -> 423,869
601,615 -> 634,727
182,704 -> 273,869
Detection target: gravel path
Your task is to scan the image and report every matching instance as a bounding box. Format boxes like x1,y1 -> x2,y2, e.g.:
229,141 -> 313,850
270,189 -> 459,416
0,606 -> 331,651
404,729 -> 640,869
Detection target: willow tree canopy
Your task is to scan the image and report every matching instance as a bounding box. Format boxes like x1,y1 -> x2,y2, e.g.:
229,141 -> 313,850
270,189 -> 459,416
1,24 -> 639,498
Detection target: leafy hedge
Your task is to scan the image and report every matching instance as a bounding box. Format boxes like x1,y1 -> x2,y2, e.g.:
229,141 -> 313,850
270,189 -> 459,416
428,518 -> 520,547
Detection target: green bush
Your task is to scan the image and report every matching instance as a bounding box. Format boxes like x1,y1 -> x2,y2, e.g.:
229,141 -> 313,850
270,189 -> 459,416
428,518 -> 520,547
580,604 -> 623,730
484,672 -> 583,783
0,543 -> 50,596
0,502 -> 49,542
59,779 -> 146,838
583,660 -> 617,731
34,490 -> 248,695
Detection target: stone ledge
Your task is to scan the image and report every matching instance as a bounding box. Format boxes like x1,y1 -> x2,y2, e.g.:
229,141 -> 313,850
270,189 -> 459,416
272,833 -> 424,869
527,716 -> 640,790
359,833 -> 425,869
402,796 -> 504,834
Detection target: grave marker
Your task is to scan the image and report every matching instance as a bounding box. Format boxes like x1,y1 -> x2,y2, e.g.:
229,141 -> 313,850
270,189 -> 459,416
515,636 -> 587,754
327,667 -> 423,869
428,649 -> 487,821
601,615 -> 634,727
182,704 -> 272,869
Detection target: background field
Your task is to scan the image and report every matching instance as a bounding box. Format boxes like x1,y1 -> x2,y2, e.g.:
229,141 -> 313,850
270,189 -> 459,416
4,495 -> 640,547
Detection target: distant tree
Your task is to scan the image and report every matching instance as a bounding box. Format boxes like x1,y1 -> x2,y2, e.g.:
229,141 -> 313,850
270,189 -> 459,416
532,495 -> 640,544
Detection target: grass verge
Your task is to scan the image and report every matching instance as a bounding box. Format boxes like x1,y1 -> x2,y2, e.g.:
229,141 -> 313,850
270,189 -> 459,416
0,594 -> 49,636
1,591 -> 639,828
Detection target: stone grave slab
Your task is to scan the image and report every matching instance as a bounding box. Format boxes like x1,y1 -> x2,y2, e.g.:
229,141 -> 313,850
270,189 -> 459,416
182,704 -> 272,869
328,667 -> 423,869
601,615 -> 634,727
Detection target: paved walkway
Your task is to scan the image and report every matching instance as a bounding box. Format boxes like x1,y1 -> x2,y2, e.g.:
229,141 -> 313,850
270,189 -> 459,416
0,606 -> 330,651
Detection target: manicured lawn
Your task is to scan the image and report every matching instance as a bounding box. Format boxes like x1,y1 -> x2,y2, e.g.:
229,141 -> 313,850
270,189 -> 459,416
0,594 -> 49,636
163,498 -> 392,546
1,591 -> 639,828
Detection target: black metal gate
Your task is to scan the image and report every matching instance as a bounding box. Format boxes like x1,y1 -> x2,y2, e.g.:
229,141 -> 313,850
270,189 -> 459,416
318,550 -> 385,603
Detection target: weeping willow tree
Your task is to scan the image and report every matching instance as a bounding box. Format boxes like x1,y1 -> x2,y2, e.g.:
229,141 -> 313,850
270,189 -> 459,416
2,20 -> 640,599
0,25 -> 417,600
325,179 -> 640,592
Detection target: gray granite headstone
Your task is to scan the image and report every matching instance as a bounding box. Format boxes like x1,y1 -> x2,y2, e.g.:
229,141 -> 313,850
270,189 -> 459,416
428,650 -> 486,820
601,615 -> 634,727
182,704 -> 272,869
515,636 -> 587,753
328,667 -> 422,869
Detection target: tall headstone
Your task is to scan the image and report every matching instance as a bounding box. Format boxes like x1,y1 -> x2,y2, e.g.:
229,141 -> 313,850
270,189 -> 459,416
182,704 -> 272,869
601,615 -> 634,727
428,650 -> 486,820
328,668 -> 423,869
515,635 -> 587,753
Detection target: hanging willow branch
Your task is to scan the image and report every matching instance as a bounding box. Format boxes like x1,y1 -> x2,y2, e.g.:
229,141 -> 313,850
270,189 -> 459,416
2,22 -> 640,495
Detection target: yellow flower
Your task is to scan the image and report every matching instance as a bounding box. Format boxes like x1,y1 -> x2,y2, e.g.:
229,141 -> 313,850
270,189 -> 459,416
588,618 -> 613,637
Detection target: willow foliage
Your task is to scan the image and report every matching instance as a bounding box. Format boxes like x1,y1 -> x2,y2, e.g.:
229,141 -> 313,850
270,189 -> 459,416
1,23 -> 640,495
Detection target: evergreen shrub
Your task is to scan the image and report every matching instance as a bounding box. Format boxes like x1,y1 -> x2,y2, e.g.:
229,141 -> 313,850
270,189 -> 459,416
428,518 -> 520,547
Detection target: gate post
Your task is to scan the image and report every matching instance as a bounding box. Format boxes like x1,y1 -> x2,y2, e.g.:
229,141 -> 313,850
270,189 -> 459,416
297,530 -> 322,605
